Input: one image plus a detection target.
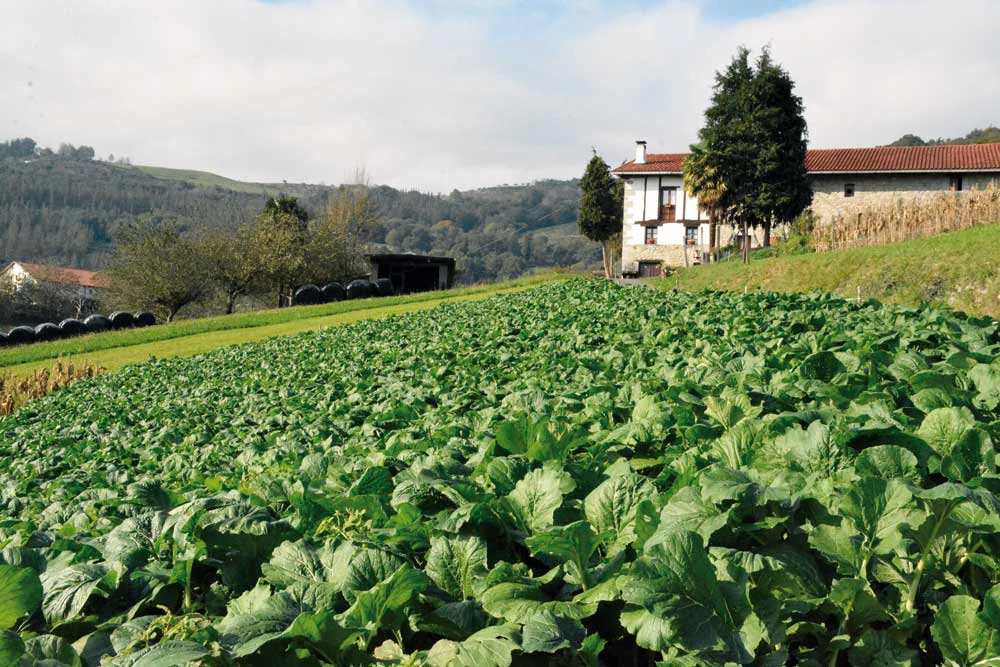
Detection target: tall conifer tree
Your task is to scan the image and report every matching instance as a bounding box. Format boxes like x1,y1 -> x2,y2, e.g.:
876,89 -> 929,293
685,46 -> 810,260
578,151 -> 621,277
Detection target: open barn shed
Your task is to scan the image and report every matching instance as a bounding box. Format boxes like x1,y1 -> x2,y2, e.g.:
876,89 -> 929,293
369,253 -> 455,294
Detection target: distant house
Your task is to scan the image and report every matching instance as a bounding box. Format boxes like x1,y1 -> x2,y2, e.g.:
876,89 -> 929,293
612,142 -> 1000,276
0,261 -> 108,314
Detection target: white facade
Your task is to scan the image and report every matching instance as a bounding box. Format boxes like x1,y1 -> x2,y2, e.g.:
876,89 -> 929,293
615,142 -> 1000,276
619,174 -> 720,275
0,262 -> 100,302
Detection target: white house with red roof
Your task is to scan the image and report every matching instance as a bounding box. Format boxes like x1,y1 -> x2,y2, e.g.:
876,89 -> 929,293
0,261 -> 108,304
612,142 -> 1000,277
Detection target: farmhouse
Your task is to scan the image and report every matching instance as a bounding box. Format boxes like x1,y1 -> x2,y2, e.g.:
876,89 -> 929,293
613,141 -> 1000,276
0,261 -> 107,306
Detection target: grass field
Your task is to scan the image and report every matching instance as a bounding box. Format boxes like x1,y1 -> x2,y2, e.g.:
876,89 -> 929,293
652,223 -> 1000,318
0,273 -> 570,379
135,165 -> 287,194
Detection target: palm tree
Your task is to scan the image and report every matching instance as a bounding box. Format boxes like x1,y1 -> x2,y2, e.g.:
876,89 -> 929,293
682,145 -> 727,263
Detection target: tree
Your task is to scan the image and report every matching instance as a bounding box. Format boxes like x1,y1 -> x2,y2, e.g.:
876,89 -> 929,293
303,185 -> 379,285
198,224 -> 261,314
888,133 -> 927,147
254,195 -> 310,307
0,137 -> 36,159
683,143 -> 727,262
687,46 -> 811,261
106,222 -> 209,322
750,49 -> 811,247
578,151 -> 621,277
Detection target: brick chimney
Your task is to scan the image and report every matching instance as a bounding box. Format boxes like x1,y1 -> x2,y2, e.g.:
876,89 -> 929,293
635,140 -> 646,164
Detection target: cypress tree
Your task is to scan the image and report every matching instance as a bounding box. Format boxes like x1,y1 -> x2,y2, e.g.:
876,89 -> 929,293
578,151 -> 621,277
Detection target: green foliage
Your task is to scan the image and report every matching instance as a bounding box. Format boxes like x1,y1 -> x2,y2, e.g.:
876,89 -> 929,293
577,153 -> 618,242
105,221 -> 210,322
0,565 -> 42,629
578,152 -> 622,276
888,125 -> 1000,147
661,222 -> 1000,319
690,46 -> 811,246
0,280 -> 998,665
0,142 -> 598,286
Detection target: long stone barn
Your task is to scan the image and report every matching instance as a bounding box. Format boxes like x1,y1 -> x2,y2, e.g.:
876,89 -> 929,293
612,141 -> 1000,277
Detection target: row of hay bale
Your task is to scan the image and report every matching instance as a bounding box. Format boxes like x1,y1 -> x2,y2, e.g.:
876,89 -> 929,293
0,311 -> 157,348
292,278 -> 393,306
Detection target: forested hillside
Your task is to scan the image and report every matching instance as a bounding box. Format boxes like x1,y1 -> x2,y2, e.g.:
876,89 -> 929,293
887,125 -> 1000,147
0,141 -> 598,283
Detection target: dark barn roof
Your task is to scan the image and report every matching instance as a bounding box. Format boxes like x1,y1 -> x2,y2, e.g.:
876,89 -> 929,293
368,253 -> 456,269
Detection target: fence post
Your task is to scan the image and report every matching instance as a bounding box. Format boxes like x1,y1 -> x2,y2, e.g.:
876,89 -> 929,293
857,285 -> 861,304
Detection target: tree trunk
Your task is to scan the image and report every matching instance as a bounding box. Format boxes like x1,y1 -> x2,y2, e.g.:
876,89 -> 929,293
763,222 -> 772,248
226,292 -> 237,315
600,240 -> 611,278
708,216 -> 717,263
742,218 -> 749,264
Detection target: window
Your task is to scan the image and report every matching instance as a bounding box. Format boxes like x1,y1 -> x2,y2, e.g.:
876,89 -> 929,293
949,175 -> 963,191
644,226 -> 657,245
844,183 -> 855,197
659,187 -> 677,221
685,226 -> 698,245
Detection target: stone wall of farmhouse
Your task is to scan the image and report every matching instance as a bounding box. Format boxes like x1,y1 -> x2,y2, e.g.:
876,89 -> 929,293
810,173 -> 999,224
622,243 -> 693,270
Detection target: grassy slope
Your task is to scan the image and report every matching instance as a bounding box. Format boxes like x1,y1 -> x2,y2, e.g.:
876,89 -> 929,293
652,224 -> 1000,318
135,165 -> 286,194
0,274 -> 570,377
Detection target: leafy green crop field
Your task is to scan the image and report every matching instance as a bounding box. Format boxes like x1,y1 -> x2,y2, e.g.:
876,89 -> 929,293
0,273 -> 567,376
1,281 -> 999,666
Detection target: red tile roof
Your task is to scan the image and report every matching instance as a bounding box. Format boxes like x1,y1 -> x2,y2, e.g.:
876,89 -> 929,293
806,144 -> 1000,172
612,152 -> 690,174
9,262 -> 108,289
611,143 -> 1000,175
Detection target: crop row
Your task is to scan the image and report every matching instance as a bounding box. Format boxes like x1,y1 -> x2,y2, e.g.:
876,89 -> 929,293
0,280 -> 998,666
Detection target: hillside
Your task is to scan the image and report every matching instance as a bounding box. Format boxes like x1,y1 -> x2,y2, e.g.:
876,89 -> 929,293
655,224 -> 1000,318
888,125 -> 1000,146
0,151 -> 597,284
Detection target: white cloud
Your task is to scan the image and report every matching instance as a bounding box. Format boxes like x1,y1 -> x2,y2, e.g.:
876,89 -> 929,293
2,0 -> 997,191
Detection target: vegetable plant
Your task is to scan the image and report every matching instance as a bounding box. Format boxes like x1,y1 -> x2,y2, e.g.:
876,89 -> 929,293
0,279 -> 998,666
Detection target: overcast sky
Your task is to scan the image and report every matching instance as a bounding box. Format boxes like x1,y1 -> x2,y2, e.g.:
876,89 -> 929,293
3,0 -> 998,191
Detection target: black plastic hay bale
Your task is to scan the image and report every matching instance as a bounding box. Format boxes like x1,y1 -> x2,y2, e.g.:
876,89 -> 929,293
346,279 -> 374,300
293,284 -> 323,306
58,318 -> 87,337
34,322 -> 62,342
374,278 -> 394,297
83,314 -> 111,333
109,311 -> 135,330
7,326 -> 36,345
321,282 -> 345,302
0,332 -> 9,348
133,311 -> 156,327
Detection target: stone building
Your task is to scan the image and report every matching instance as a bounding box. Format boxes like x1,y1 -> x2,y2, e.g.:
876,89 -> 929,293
613,142 -> 1000,277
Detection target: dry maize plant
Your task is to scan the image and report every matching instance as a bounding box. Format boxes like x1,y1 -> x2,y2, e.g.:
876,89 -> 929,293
813,181 -> 1000,250
0,358 -> 103,416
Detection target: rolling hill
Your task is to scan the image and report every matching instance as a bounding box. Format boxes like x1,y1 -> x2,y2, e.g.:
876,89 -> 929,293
0,151 -> 597,284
